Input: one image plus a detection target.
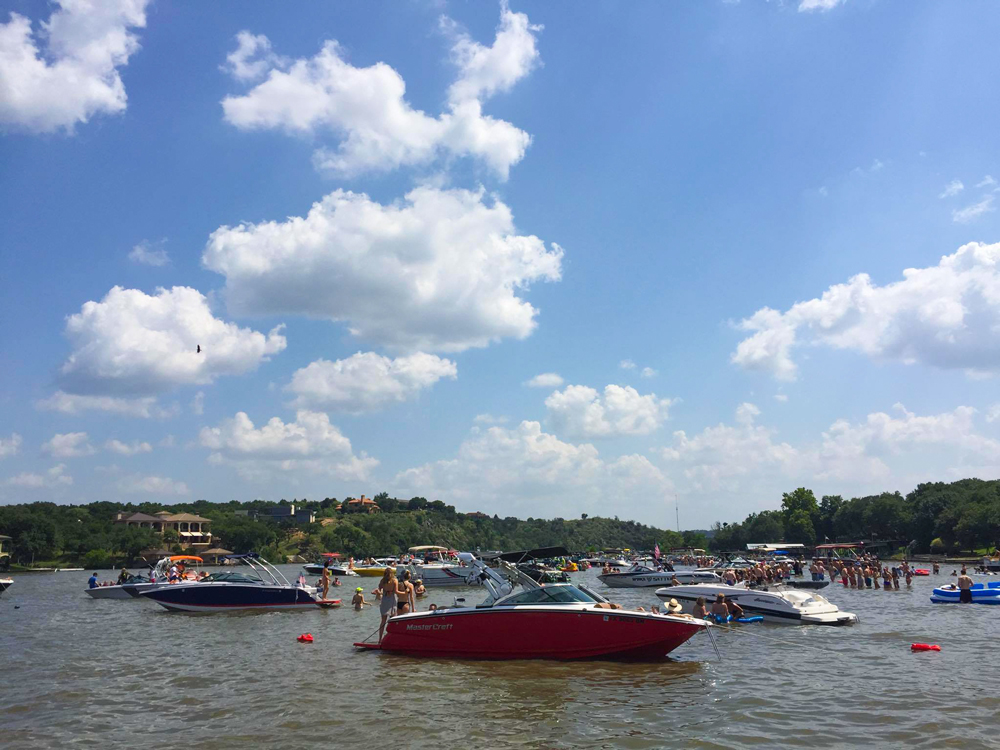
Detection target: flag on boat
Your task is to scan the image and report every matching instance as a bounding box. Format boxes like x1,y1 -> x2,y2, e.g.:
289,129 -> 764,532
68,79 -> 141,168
654,543 -> 660,561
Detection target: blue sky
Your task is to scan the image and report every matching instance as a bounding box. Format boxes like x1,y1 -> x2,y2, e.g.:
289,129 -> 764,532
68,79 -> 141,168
2,0 -> 999,528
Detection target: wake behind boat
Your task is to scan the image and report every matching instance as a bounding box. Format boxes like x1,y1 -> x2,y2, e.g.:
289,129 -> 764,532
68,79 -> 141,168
140,554 -> 338,612
657,582 -> 858,625
356,551 -> 711,660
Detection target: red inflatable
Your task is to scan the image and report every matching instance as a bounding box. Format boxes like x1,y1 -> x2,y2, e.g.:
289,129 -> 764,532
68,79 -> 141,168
913,569 -> 930,576
910,643 -> 940,652
297,633 -> 314,643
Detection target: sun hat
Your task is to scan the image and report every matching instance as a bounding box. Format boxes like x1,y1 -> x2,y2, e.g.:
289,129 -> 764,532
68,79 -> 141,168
666,598 -> 683,614
356,587 -> 363,592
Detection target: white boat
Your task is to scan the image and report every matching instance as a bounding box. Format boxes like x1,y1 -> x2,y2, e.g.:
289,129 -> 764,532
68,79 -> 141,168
0,577 -> 12,596
598,564 -> 720,588
695,555 -> 757,574
85,555 -> 204,599
656,582 -> 858,626
404,546 -> 478,587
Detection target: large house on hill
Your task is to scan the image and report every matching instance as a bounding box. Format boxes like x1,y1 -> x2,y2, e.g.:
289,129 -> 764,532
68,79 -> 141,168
341,495 -> 380,514
114,510 -> 213,547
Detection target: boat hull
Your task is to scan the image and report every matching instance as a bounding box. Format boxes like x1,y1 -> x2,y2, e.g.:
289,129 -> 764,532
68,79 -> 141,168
0,578 -> 12,595
658,585 -> 858,626
303,564 -> 357,576
373,607 -> 705,660
140,583 -> 324,612
599,571 -> 719,588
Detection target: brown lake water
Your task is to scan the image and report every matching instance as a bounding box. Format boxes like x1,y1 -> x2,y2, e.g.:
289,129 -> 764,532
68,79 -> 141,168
1,566 -> 996,749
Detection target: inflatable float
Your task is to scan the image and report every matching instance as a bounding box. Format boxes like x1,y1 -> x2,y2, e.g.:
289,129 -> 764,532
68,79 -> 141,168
930,581 -> 1000,604
711,614 -> 764,624
913,569 -> 930,576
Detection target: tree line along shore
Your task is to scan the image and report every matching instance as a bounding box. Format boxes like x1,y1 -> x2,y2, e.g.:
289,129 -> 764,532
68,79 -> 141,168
0,478 -> 996,569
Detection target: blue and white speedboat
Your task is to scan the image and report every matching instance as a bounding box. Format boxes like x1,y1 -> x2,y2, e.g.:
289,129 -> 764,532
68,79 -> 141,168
930,581 -> 1000,604
140,554 -> 335,612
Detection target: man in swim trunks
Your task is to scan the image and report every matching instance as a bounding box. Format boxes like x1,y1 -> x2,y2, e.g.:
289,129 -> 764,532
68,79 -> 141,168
957,571 -> 974,603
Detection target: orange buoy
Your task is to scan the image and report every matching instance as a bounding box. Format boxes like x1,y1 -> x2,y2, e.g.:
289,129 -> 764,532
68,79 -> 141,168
910,643 -> 940,652
297,633 -> 314,643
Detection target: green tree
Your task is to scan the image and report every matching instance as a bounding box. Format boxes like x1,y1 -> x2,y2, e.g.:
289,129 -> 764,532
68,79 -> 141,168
784,509 -> 816,545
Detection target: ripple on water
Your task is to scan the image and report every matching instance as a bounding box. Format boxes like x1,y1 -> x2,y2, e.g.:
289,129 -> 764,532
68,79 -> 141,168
2,567 -> 998,749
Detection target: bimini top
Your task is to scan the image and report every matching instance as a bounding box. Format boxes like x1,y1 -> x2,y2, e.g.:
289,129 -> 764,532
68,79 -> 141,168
486,547 -> 570,564
169,555 -> 203,563
409,546 -> 450,552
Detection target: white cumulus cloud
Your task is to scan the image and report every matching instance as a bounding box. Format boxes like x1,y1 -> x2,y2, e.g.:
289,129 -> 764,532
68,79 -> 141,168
56,285 -> 286,396
42,432 -> 95,458
545,384 -> 673,438
393,420 -> 667,518
0,0 -> 148,133
105,438 -> 152,456
221,4 -> 539,179
286,352 -> 456,413
0,433 -> 22,458
524,372 -> 564,388
732,241 -> 1000,380
200,410 -> 378,481
204,186 -> 562,353
6,464 -> 73,489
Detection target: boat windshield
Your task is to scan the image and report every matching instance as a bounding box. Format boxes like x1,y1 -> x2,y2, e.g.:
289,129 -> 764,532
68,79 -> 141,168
201,572 -> 263,584
496,585 -> 600,606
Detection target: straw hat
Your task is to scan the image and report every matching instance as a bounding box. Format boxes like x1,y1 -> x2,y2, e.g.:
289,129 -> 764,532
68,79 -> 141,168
666,598 -> 683,614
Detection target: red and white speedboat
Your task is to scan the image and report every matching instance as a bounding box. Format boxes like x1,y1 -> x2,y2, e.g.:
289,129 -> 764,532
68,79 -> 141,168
356,551 -> 710,660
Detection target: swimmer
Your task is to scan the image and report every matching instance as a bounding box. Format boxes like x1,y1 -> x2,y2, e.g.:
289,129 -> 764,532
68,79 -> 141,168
351,587 -> 367,611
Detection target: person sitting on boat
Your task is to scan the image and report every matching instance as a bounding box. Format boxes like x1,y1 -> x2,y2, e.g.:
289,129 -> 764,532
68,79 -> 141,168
88,572 -> 98,589
665,598 -> 684,616
351,587 -> 368,611
414,579 -> 426,597
670,574 -> 680,587
723,569 -> 737,586
168,564 -> 179,582
693,597 -> 709,619
957,571 -> 974,603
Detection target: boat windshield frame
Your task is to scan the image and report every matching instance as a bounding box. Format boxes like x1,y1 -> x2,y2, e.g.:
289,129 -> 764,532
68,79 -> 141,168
493,583 -> 602,607
221,554 -> 291,586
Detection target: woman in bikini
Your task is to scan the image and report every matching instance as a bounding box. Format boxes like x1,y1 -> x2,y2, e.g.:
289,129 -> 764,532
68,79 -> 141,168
396,569 -> 417,615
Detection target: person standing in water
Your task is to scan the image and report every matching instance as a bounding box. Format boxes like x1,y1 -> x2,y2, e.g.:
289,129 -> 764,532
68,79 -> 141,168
377,567 -> 398,642
396,570 -> 416,615
957,570 -> 974,603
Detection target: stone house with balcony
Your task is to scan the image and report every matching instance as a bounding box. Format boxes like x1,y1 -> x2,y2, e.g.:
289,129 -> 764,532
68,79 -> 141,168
340,495 -> 380,514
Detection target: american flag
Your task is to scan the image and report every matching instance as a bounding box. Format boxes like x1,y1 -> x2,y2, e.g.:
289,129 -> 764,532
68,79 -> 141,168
653,543 -> 660,561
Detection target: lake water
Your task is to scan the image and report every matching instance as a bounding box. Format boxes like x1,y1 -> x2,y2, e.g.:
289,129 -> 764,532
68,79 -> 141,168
1,565 -> 996,749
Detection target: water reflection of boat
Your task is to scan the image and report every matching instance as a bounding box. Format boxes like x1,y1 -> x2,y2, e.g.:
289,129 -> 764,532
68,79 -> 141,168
657,583 -> 858,625
85,555 -> 204,600
356,550 -> 710,660
141,554 -> 338,612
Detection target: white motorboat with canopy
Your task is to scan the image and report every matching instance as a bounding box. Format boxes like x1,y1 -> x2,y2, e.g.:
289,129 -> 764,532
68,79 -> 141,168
656,582 -> 858,625
85,555 -> 204,599
404,546 -> 475,587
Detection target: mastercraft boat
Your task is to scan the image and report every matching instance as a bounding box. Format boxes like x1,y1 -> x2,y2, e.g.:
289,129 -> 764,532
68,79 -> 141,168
599,564 -> 720,588
656,582 -> 858,625
355,550 -> 711,660
85,555 -> 204,599
140,554 -> 338,612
